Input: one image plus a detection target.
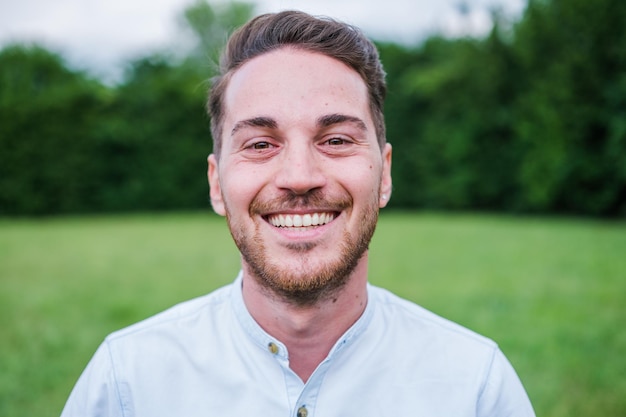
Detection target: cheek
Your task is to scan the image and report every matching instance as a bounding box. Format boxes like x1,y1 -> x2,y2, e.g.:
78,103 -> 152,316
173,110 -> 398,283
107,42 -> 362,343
341,167 -> 381,201
221,171 -> 265,212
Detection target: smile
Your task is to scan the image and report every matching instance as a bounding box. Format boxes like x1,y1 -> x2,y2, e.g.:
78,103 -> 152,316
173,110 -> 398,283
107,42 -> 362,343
266,212 -> 336,228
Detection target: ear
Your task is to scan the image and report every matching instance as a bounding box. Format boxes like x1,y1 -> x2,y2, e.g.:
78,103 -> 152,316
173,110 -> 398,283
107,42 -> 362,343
379,143 -> 393,208
208,154 -> 226,216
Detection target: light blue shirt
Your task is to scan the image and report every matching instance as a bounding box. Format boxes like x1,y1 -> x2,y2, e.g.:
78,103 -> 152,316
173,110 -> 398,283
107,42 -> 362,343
61,273 -> 535,416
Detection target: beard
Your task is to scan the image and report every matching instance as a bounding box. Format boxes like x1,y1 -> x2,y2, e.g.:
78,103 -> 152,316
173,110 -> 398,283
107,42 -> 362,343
225,189 -> 380,307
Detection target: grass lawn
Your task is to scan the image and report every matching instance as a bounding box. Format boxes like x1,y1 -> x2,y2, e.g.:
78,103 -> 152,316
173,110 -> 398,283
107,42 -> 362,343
1,211 -> 624,416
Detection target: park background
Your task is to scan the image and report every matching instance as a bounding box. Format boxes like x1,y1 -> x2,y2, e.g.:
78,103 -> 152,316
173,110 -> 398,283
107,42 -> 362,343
1,0 -> 625,415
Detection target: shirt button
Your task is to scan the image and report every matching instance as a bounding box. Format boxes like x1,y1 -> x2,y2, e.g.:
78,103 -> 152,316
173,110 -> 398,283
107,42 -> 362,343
268,342 -> 279,355
297,406 -> 308,417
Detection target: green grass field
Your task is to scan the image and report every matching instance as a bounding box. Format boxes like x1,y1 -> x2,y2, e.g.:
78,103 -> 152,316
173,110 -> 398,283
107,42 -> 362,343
1,211 -> 624,416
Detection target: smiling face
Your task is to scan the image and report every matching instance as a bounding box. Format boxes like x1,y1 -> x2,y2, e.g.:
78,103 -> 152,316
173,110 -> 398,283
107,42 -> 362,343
208,47 -> 392,305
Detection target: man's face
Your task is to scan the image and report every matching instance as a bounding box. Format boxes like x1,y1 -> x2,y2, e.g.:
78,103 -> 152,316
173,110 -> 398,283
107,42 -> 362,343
208,48 -> 392,305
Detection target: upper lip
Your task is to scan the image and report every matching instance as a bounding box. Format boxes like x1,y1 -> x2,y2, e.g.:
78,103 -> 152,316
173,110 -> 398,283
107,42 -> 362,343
262,207 -> 339,215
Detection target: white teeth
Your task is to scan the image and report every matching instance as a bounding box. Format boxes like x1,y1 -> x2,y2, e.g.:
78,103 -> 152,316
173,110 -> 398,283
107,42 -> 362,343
267,212 -> 336,228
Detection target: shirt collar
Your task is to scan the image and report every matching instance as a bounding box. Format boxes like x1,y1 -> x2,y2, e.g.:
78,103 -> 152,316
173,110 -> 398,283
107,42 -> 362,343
230,271 -> 375,360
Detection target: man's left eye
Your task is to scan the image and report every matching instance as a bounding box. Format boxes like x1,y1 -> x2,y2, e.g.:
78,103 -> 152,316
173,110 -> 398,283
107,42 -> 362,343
326,137 -> 347,146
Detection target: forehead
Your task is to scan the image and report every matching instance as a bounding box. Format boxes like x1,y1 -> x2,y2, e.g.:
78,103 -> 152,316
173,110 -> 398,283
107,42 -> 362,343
222,48 -> 371,132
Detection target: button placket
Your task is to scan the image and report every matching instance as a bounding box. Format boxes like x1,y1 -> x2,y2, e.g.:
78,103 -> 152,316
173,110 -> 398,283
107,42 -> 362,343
268,342 -> 279,355
296,405 -> 308,417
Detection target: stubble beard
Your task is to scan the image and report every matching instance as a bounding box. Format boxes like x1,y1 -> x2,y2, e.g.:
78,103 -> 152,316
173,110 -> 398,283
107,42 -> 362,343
225,190 -> 380,307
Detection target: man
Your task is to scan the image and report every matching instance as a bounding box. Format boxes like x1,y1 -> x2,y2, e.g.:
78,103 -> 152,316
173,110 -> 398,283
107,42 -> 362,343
62,11 -> 535,416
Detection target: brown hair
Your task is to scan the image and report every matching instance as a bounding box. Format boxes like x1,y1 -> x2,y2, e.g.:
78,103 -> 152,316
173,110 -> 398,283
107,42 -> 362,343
207,10 -> 387,159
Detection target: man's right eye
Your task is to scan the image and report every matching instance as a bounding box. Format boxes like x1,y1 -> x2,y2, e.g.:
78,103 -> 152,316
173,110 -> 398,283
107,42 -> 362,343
251,141 -> 272,150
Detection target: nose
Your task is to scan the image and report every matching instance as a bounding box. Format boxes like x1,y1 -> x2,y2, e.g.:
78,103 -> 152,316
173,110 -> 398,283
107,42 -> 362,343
274,142 -> 326,194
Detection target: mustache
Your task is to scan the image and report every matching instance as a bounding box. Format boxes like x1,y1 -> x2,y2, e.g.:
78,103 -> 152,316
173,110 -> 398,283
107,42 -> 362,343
250,189 -> 352,215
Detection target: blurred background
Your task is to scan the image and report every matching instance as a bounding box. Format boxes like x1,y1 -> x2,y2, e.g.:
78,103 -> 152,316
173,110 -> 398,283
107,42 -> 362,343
1,0 -> 624,217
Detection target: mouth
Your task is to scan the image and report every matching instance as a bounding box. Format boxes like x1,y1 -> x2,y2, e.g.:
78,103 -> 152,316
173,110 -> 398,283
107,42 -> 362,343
265,212 -> 338,228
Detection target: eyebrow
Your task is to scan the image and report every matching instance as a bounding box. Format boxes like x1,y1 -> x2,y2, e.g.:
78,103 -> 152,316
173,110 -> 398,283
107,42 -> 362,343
317,113 -> 368,132
231,117 -> 278,136
230,113 -> 368,136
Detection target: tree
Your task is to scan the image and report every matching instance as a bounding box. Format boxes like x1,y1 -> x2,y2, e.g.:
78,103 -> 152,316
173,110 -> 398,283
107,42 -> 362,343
0,44 -> 107,215
513,0 -> 626,215
0,1 -> 255,215
181,0 -> 255,66
380,27 -> 522,212
89,0 -> 255,212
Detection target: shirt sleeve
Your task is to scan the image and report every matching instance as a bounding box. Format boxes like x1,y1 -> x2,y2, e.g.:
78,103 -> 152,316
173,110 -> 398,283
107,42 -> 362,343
476,347 -> 536,417
60,341 -> 126,417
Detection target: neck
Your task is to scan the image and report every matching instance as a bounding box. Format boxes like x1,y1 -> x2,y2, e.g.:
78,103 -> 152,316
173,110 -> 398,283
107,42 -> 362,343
241,257 -> 369,382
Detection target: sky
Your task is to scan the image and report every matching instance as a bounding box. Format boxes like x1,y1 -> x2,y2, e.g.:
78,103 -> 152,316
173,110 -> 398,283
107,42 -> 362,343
0,0 -> 526,82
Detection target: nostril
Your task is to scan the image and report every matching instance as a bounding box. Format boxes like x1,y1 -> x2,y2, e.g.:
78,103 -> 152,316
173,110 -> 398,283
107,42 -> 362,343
274,169 -> 326,194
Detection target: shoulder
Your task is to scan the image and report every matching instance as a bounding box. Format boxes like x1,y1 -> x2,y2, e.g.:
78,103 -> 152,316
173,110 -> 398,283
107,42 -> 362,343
357,286 -> 536,415
368,284 -> 497,352
364,286 -> 513,403
105,283 -> 233,344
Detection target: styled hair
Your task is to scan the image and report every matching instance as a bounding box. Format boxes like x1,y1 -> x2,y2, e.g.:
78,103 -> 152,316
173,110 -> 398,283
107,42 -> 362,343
207,10 -> 387,159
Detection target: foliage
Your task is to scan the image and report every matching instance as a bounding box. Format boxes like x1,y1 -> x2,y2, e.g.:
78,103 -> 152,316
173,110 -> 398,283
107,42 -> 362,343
0,44 -> 107,214
0,1 -> 252,215
380,0 -> 626,217
92,56 -> 211,212
0,0 -> 624,216
380,33 -> 522,211
182,0 -> 255,65
1,212 -> 624,416
512,0 -> 626,215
